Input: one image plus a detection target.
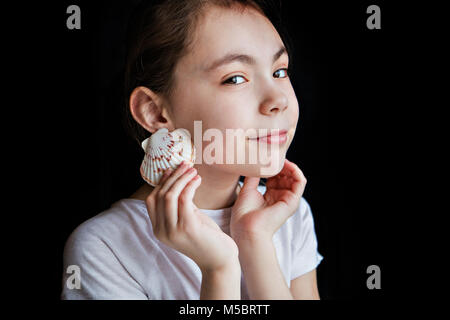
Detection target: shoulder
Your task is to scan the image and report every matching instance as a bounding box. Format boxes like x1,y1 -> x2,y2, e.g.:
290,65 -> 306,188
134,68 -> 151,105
63,199 -> 150,262
61,199 -> 153,299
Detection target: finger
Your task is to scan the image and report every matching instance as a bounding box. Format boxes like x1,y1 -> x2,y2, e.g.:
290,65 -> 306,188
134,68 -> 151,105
264,160 -> 290,186
292,163 -> 306,187
291,179 -> 306,198
145,168 -> 172,224
266,200 -> 294,226
291,171 -> 307,197
276,159 -> 292,177
284,161 -> 306,196
283,159 -> 305,182
266,171 -> 291,189
155,167 -> 175,190
268,160 -> 306,193
150,168 -> 173,212
178,173 -> 202,229
147,168 -> 174,228
159,161 -> 192,194
163,166 -> 199,231
241,176 -> 260,192
266,176 -> 284,189
154,162 -> 190,238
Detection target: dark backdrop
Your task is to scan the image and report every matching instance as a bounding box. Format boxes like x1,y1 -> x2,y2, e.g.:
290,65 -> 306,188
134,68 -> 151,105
17,0 -> 400,301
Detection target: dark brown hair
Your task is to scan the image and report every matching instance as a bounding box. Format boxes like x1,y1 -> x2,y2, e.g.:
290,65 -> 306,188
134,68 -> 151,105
123,0 -> 294,145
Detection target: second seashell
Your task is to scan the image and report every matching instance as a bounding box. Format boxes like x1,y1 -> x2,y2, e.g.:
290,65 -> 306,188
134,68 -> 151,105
140,127 -> 196,186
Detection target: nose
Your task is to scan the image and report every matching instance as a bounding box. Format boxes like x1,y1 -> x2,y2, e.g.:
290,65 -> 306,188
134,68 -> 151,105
259,88 -> 288,115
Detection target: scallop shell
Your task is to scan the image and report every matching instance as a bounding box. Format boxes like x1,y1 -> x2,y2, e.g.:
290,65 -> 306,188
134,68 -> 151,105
140,127 -> 196,186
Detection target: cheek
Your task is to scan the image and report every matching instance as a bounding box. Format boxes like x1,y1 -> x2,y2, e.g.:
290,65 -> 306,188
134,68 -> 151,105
196,95 -> 249,131
169,95 -> 217,135
292,102 -> 300,124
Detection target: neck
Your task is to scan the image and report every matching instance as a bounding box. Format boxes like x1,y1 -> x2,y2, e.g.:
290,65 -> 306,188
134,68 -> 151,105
129,165 -> 242,210
193,164 -> 241,210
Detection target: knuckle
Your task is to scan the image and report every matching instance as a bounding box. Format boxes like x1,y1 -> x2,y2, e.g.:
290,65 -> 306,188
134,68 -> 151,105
156,190 -> 164,199
178,193 -> 188,205
164,191 -> 174,202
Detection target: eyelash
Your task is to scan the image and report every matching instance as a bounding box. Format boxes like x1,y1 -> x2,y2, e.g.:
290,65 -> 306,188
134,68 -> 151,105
222,68 -> 290,85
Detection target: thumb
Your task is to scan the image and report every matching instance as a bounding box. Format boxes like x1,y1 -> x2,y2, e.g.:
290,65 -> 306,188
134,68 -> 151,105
241,176 -> 260,192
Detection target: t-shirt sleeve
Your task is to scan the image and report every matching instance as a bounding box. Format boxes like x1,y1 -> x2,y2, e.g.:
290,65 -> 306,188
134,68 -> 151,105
60,224 -> 148,300
290,198 -> 324,280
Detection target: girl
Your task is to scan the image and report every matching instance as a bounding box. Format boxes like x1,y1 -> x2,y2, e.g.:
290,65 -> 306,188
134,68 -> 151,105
61,0 -> 323,300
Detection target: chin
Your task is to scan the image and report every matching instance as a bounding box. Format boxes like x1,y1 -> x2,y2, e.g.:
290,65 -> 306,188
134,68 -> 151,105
237,156 -> 285,178
258,162 -> 284,178
257,148 -> 286,176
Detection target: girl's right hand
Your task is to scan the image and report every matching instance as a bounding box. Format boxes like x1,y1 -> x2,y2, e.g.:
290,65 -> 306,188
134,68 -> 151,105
145,161 -> 239,273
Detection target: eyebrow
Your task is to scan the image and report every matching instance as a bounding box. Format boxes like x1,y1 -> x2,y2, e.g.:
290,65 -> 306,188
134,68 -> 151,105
203,46 -> 287,72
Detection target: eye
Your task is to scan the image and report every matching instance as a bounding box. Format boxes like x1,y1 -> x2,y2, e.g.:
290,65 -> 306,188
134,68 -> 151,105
222,75 -> 247,85
274,68 -> 289,78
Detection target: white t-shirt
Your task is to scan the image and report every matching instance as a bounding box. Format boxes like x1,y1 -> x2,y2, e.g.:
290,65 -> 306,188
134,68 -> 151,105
61,182 -> 323,300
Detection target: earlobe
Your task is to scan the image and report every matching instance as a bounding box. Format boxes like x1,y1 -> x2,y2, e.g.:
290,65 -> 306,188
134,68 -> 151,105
129,86 -> 172,134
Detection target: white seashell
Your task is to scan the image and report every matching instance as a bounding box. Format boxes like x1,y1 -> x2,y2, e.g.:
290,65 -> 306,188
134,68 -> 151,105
140,127 -> 196,186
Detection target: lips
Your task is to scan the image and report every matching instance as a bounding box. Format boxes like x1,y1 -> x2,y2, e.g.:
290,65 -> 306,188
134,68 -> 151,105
248,129 -> 288,144
258,129 -> 287,139
248,129 -> 288,139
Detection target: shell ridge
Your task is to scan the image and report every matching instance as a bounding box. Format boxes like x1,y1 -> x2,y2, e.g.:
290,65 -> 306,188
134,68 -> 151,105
139,128 -> 196,186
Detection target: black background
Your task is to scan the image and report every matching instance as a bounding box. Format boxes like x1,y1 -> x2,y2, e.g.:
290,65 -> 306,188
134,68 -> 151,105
10,0 -> 413,304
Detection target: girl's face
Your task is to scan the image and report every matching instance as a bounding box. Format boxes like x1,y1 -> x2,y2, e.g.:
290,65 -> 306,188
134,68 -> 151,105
167,5 -> 299,178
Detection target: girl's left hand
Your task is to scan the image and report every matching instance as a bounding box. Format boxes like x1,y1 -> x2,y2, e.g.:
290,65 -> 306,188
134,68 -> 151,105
230,159 -> 307,243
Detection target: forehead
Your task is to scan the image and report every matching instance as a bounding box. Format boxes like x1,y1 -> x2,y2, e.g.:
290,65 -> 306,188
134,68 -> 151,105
182,5 -> 285,70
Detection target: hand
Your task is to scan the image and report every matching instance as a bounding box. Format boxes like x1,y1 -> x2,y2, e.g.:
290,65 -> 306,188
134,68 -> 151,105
230,159 -> 307,243
145,161 -> 239,273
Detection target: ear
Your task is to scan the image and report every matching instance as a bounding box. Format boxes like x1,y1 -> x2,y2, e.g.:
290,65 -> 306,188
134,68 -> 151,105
129,86 -> 175,134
